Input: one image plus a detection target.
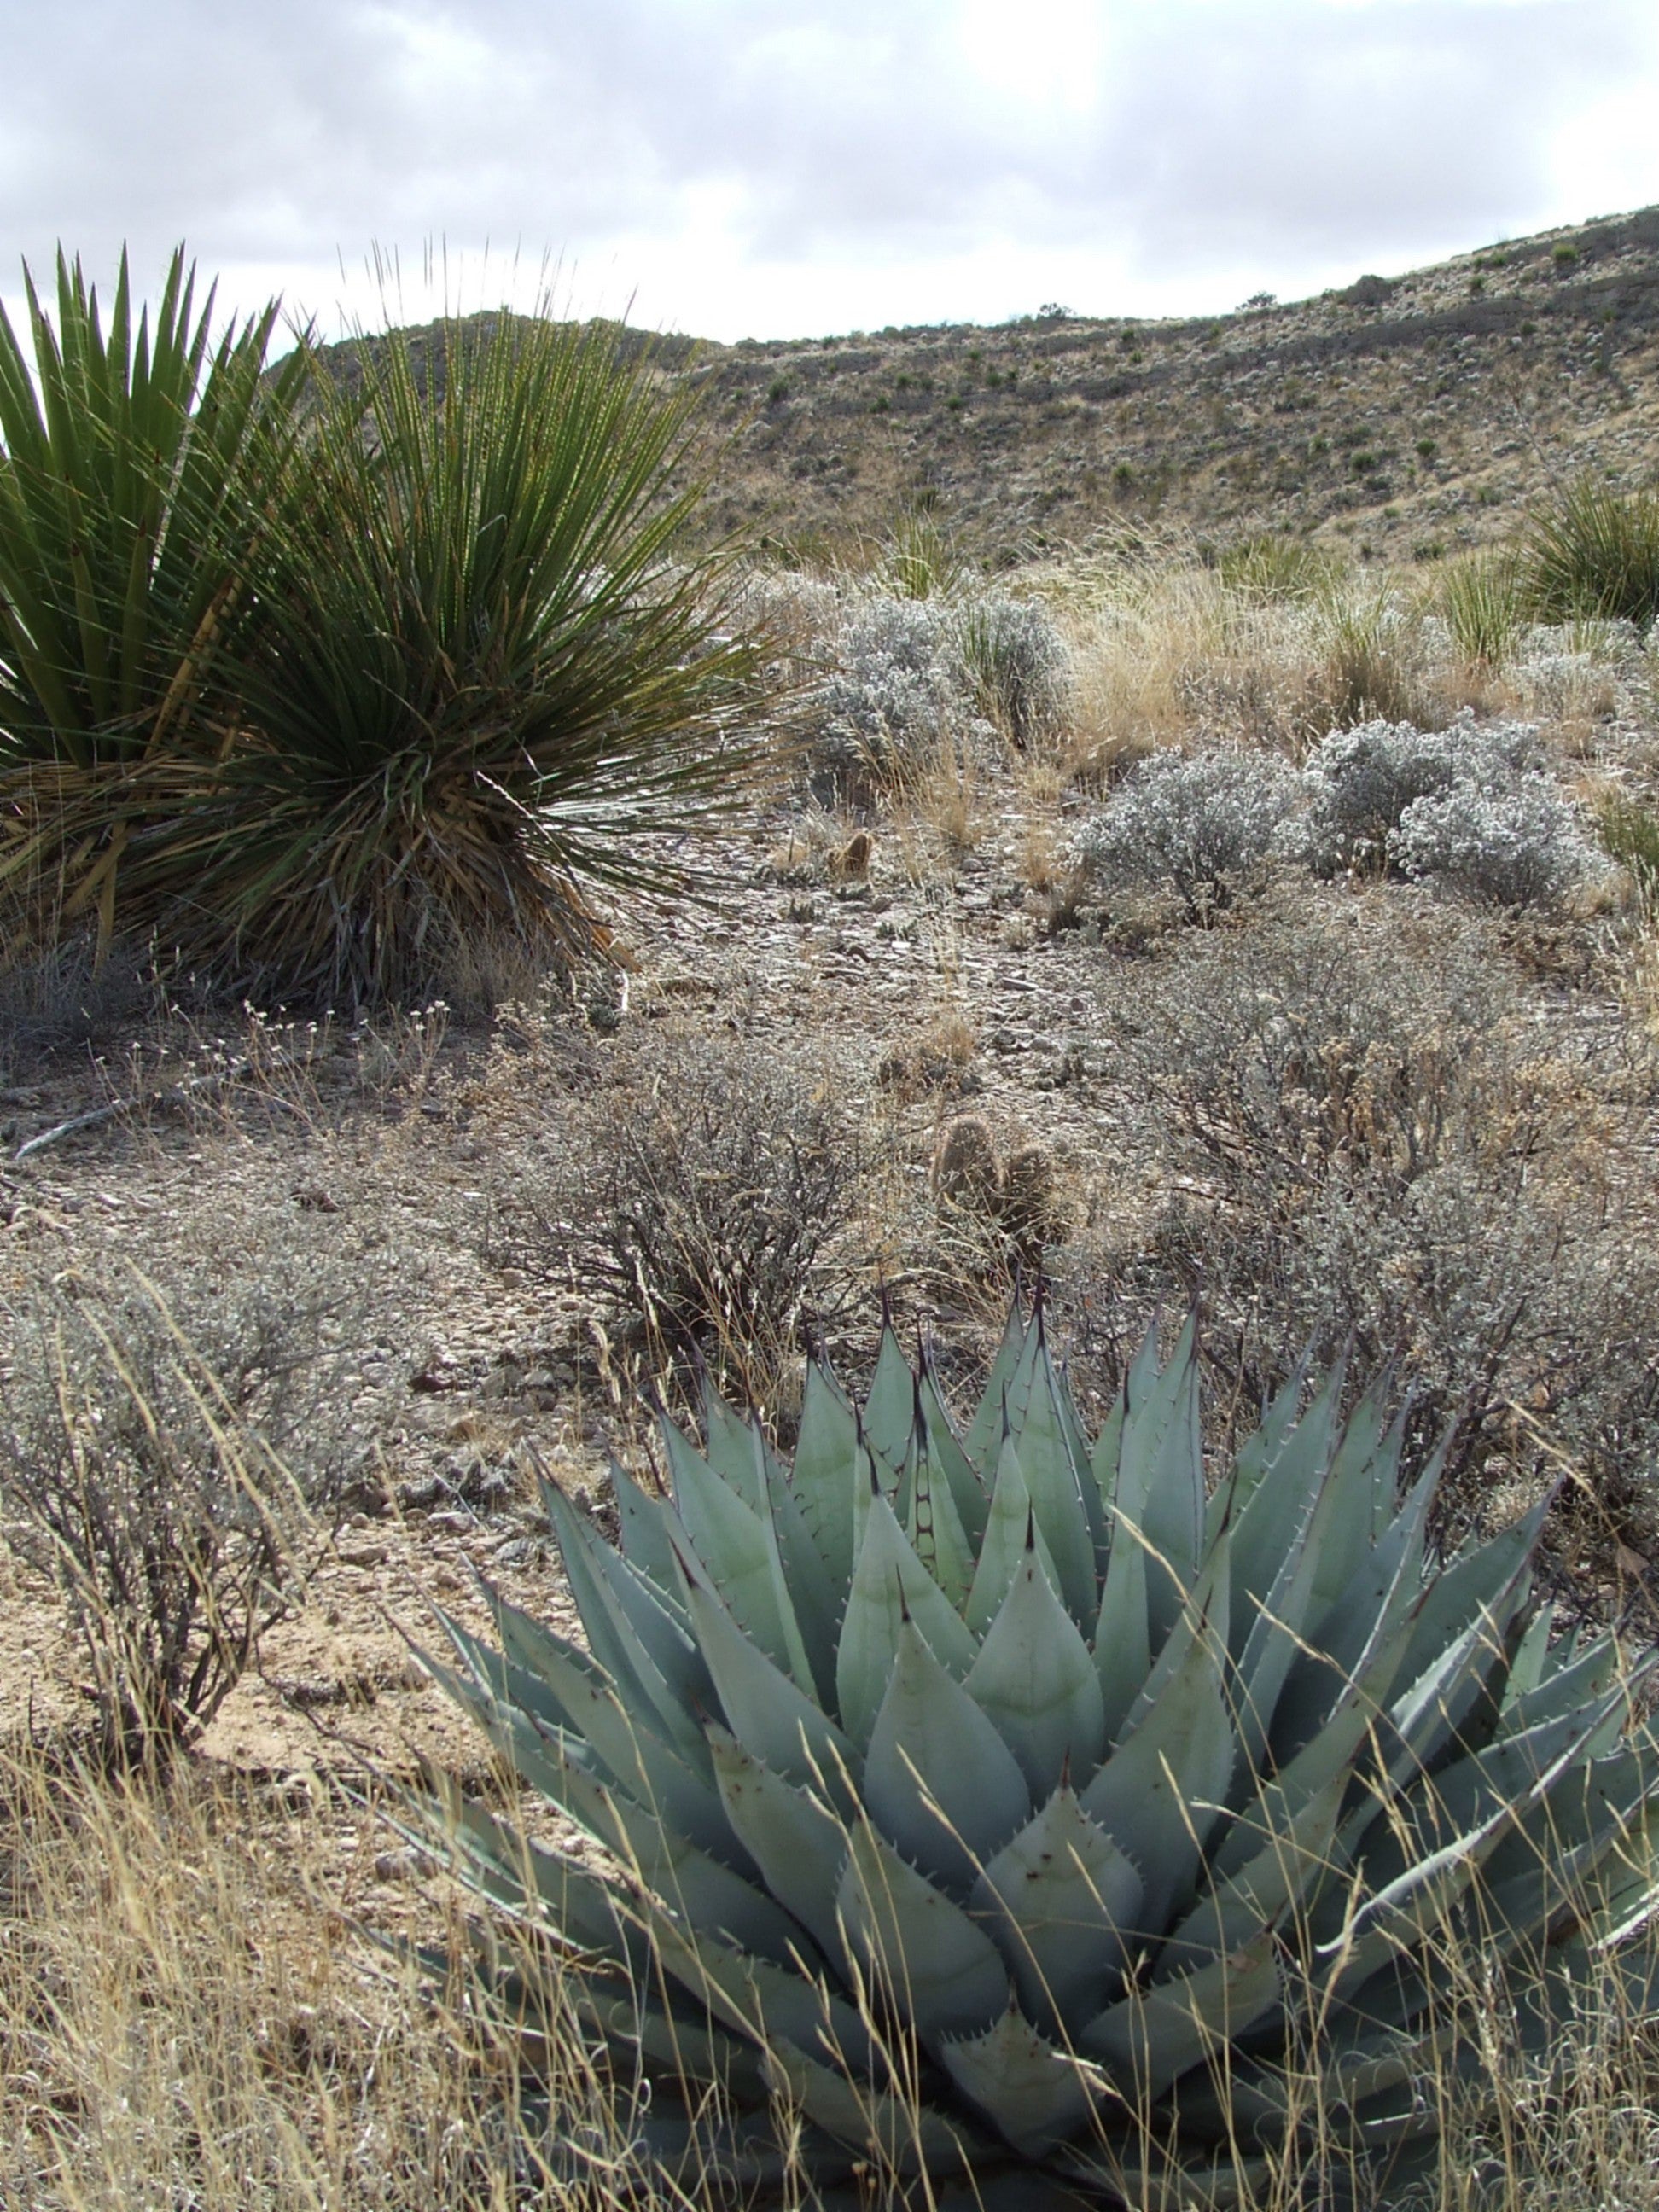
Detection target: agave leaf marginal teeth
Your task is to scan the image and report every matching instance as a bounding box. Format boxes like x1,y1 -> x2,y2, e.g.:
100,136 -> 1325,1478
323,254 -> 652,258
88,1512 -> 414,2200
420,1295 -> 1659,2192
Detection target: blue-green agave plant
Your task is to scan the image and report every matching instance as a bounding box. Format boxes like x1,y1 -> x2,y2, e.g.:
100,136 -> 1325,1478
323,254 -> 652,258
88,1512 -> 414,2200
416,1301 -> 1659,2208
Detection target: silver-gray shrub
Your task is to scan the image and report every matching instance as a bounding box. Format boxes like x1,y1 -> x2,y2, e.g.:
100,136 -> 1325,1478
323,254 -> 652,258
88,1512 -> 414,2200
954,590 -> 1073,748
1070,745 -> 1304,916
1392,773 -> 1604,907
812,591 -> 975,797
1301,710 -> 1538,873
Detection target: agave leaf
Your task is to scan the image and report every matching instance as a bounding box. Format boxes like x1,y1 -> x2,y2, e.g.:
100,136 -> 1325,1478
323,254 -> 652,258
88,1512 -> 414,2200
1091,1389 -> 1153,1743
918,1354 -> 991,1545
970,1787 -> 1142,2035
412,1769 -> 650,1968
541,1480 -> 713,1765
1082,1934 -> 1281,2101
762,2038 -> 989,2175
837,1487 -> 979,1746
658,1416 -> 814,1691
1220,1359 -> 1343,1666
1158,1774 -> 1346,1977
675,1561 -> 859,1812
906,1419 -> 977,1612
1080,1598 -> 1236,1931
1266,1456 -> 1440,1771
700,1375 -> 766,1511
838,1818 -> 1010,2046
609,1456 -> 684,1596
706,1726 -> 851,1966
1496,1629 -> 1621,1742
1388,1492 -> 1553,1702
964,1296 -> 1028,1471
938,2001 -> 1103,2158
1117,1528 -> 1232,1744
966,1434 -> 1064,1636
1003,1317 -> 1097,1627
447,1605 -> 746,1870
1501,1603 -> 1557,1712
1133,1313 -> 1205,1653
966,1543 -> 1107,1796
863,1318 -> 917,1481
643,1904 -> 877,2078
1054,1356 -> 1111,1570
865,1621 -> 1031,1892
756,1417 -> 844,1705
1220,1355 -> 1311,1526
793,1354 -> 862,1587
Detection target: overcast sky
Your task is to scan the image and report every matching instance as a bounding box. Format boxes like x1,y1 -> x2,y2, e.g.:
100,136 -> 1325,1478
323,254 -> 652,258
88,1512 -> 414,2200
4,0 -> 1658,347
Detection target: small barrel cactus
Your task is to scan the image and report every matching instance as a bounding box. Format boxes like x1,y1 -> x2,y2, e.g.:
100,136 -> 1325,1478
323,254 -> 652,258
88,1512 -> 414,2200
417,1300 -> 1659,2207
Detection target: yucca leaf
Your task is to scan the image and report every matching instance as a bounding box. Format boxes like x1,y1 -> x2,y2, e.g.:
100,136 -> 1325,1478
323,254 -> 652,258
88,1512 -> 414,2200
864,1620 -> 1031,1892
837,1818 -> 1009,2046
938,2003 -> 1103,2158
837,1487 -> 979,1746
966,1542 -> 1107,1796
970,1787 -> 1142,2035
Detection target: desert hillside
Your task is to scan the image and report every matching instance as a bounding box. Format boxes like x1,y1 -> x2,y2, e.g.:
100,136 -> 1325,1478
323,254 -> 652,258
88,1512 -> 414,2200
685,204 -> 1659,561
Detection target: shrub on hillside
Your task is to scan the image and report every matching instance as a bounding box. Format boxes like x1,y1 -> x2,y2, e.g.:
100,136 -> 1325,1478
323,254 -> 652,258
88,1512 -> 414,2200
1303,712 -> 1537,870
954,591 -> 1074,748
1070,746 -> 1303,917
1392,774 -> 1604,908
0,1264 -> 355,1756
1076,900 -> 1659,1549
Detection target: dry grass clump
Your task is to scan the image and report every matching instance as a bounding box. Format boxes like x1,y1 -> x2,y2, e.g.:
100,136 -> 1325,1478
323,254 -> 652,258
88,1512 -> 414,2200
1075,892 -> 1659,1563
0,1746 -> 672,2212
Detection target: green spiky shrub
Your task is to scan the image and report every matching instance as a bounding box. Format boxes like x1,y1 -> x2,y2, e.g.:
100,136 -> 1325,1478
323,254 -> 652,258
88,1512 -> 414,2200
1522,477 -> 1659,635
187,311 -> 768,1003
1439,549 -> 1528,667
0,247 -> 301,946
417,1301 -> 1659,2209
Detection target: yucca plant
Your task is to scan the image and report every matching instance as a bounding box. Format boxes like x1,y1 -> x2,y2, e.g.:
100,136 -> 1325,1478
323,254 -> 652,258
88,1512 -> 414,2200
1522,476 -> 1659,635
183,310 -> 767,1002
0,246 -> 301,944
1438,549 -> 1528,667
416,1300 -> 1659,2209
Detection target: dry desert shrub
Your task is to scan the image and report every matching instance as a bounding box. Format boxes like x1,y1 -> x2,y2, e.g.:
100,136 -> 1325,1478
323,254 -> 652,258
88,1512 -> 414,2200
0,1258 -> 359,1758
491,1028 -> 871,1419
1074,892 -> 1659,1561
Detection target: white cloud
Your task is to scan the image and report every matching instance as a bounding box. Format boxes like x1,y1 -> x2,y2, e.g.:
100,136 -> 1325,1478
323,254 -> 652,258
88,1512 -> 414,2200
0,0 -> 1656,343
